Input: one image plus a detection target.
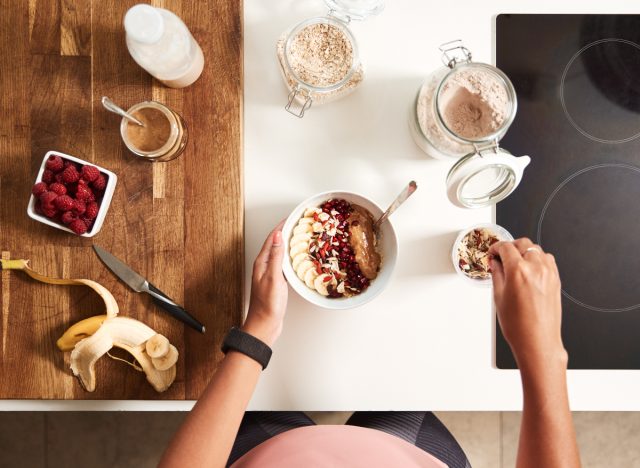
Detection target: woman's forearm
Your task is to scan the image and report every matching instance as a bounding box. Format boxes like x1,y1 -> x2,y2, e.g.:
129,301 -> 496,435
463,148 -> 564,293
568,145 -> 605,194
158,351 -> 262,468
516,352 -> 581,468
159,317 -> 279,468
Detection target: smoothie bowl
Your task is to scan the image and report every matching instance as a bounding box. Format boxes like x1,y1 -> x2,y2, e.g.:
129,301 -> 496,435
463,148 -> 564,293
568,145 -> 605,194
282,191 -> 398,310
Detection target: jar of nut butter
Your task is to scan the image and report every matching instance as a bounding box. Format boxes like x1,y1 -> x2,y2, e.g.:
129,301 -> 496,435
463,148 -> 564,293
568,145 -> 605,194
120,101 -> 187,161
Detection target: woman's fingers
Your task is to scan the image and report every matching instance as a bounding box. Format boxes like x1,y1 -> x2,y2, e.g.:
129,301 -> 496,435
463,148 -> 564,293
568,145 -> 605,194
490,257 -> 506,291
253,221 -> 286,280
512,237 -> 534,254
489,241 -> 522,269
268,230 -> 285,277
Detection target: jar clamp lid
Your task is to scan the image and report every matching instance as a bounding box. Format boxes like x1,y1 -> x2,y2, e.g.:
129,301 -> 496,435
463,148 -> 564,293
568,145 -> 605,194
446,146 -> 531,209
324,0 -> 385,21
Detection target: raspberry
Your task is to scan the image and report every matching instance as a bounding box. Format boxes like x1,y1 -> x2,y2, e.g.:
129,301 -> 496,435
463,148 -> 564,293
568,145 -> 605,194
81,165 -> 100,182
81,216 -> 95,230
61,211 -> 78,225
49,182 -> 67,195
75,184 -> 93,201
42,169 -> 54,184
69,219 -> 88,235
32,182 -> 48,197
42,206 -> 58,218
64,160 -> 77,170
55,173 -> 65,184
62,165 -> 80,184
92,174 -> 107,191
34,200 -> 43,214
54,195 -> 75,211
39,191 -> 58,207
73,199 -> 86,215
84,201 -> 99,220
45,155 -> 64,172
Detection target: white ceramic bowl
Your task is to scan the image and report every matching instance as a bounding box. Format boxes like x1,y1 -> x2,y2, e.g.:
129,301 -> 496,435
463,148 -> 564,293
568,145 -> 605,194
27,150 -> 117,237
282,190 -> 398,310
451,222 -> 514,287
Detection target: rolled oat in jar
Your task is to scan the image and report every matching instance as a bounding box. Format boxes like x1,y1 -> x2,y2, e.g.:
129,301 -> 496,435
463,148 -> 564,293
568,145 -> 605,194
276,0 -> 385,117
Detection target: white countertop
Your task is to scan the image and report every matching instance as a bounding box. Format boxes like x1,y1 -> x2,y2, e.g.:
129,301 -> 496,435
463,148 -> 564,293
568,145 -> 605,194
3,0 -> 639,411
244,0 -> 640,412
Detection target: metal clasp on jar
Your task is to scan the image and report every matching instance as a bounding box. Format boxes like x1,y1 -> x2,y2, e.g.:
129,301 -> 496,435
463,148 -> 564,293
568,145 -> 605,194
472,139 -> 501,156
439,39 -> 472,68
285,86 -> 313,118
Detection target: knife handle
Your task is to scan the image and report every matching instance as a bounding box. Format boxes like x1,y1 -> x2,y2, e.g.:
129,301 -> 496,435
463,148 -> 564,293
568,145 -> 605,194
147,282 -> 206,334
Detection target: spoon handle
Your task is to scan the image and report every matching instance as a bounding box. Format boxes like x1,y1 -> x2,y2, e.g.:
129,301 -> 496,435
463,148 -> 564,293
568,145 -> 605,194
101,96 -> 144,127
375,181 -> 418,231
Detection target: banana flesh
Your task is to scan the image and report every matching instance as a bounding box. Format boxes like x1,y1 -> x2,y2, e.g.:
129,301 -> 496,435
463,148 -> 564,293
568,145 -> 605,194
146,333 -> 170,358
151,344 -> 179,371
289,209 -> 341,296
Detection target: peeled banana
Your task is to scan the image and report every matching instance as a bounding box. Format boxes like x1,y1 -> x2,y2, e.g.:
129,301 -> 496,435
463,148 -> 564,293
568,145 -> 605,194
69,316 -> 176,392
2,258 -> 178,393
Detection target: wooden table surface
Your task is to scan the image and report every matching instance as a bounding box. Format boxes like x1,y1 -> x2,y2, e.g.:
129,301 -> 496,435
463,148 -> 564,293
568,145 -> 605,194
0,0 -> 243,399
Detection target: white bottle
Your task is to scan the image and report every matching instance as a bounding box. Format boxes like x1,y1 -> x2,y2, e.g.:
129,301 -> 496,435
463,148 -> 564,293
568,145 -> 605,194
124,4 -> 205,88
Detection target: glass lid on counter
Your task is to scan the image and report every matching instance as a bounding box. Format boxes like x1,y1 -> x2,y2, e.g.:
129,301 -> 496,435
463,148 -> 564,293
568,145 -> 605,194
446,147 -> 531,208
324,0 -> 385,21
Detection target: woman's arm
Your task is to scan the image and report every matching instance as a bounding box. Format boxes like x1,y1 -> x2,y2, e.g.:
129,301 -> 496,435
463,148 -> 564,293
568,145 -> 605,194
159,225 -> 288,468
490,240 -> 580,468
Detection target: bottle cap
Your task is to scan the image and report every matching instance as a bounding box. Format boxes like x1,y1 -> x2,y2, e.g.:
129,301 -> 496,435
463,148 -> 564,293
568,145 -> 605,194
124,4 -> 165,44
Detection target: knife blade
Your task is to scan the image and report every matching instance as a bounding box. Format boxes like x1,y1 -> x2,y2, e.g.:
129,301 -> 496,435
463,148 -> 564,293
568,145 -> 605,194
93,245 -> 205,334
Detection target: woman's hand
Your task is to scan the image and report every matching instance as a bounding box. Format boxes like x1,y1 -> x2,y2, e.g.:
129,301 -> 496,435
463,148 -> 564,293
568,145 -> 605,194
242,222 -> 288,347
489,238 -> 567,370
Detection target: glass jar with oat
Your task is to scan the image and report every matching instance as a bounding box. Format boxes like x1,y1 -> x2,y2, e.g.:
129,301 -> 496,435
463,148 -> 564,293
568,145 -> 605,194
277,0 -> 384,117
409,40 -> 531,209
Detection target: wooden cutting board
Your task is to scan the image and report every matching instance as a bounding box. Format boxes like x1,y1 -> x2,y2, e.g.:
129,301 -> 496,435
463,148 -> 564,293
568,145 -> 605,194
0,0 -> 243,399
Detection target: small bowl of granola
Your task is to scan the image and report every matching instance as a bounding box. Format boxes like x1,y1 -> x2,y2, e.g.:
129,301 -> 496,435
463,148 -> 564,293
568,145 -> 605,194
282,191 -> 398,310
451,223 -> 514,286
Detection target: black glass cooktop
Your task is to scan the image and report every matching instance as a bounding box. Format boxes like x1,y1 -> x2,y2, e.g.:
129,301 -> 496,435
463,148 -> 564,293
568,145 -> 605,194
495,15 -> 640,369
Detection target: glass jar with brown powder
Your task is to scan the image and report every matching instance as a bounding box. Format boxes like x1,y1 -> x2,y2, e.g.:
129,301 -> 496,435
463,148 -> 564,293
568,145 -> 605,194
410,41 -> 532,209
120,101 -> 187,162
277,0 -> 385,118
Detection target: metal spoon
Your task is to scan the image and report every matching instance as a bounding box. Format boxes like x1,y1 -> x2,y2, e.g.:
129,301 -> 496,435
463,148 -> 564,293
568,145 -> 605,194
101,96 -> 144,127
374,181 -> 418,232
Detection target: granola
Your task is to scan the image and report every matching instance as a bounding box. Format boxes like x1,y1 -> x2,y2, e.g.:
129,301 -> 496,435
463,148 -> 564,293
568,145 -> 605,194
457,228 -> 500,279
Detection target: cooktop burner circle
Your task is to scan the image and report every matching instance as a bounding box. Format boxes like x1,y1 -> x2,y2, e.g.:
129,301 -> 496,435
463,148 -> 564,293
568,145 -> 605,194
560,38 -> 640,144
537,164 -> 640,312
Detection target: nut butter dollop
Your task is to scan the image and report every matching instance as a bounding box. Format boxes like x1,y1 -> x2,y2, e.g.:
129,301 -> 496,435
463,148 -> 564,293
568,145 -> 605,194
348,205 -> 381,280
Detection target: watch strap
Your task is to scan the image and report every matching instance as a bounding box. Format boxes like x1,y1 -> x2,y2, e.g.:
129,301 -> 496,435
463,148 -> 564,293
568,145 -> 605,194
221,327 -> 272,370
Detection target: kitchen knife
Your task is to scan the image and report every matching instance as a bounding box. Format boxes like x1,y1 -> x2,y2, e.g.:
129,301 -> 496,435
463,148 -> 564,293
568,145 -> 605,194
93,245 -> 205,334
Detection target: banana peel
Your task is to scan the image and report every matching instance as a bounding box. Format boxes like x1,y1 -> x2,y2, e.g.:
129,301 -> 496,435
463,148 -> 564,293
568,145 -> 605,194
2,258 -> 177,393
1,259 -> 119,318
57,315 -> 107,351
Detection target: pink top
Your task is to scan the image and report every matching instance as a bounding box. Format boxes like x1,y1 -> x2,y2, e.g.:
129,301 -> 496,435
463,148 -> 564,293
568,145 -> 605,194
231,425 -> 448,468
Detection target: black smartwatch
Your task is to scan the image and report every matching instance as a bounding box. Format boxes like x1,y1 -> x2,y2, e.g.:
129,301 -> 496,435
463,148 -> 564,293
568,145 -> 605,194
221,327 -> 272,370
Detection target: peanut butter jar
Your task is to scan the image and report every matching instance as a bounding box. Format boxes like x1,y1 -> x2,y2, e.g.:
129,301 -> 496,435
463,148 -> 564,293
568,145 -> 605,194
120,101 -> 188,162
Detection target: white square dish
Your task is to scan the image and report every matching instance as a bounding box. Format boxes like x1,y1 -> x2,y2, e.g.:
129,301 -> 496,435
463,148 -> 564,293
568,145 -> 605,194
26,150 -> 118,237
